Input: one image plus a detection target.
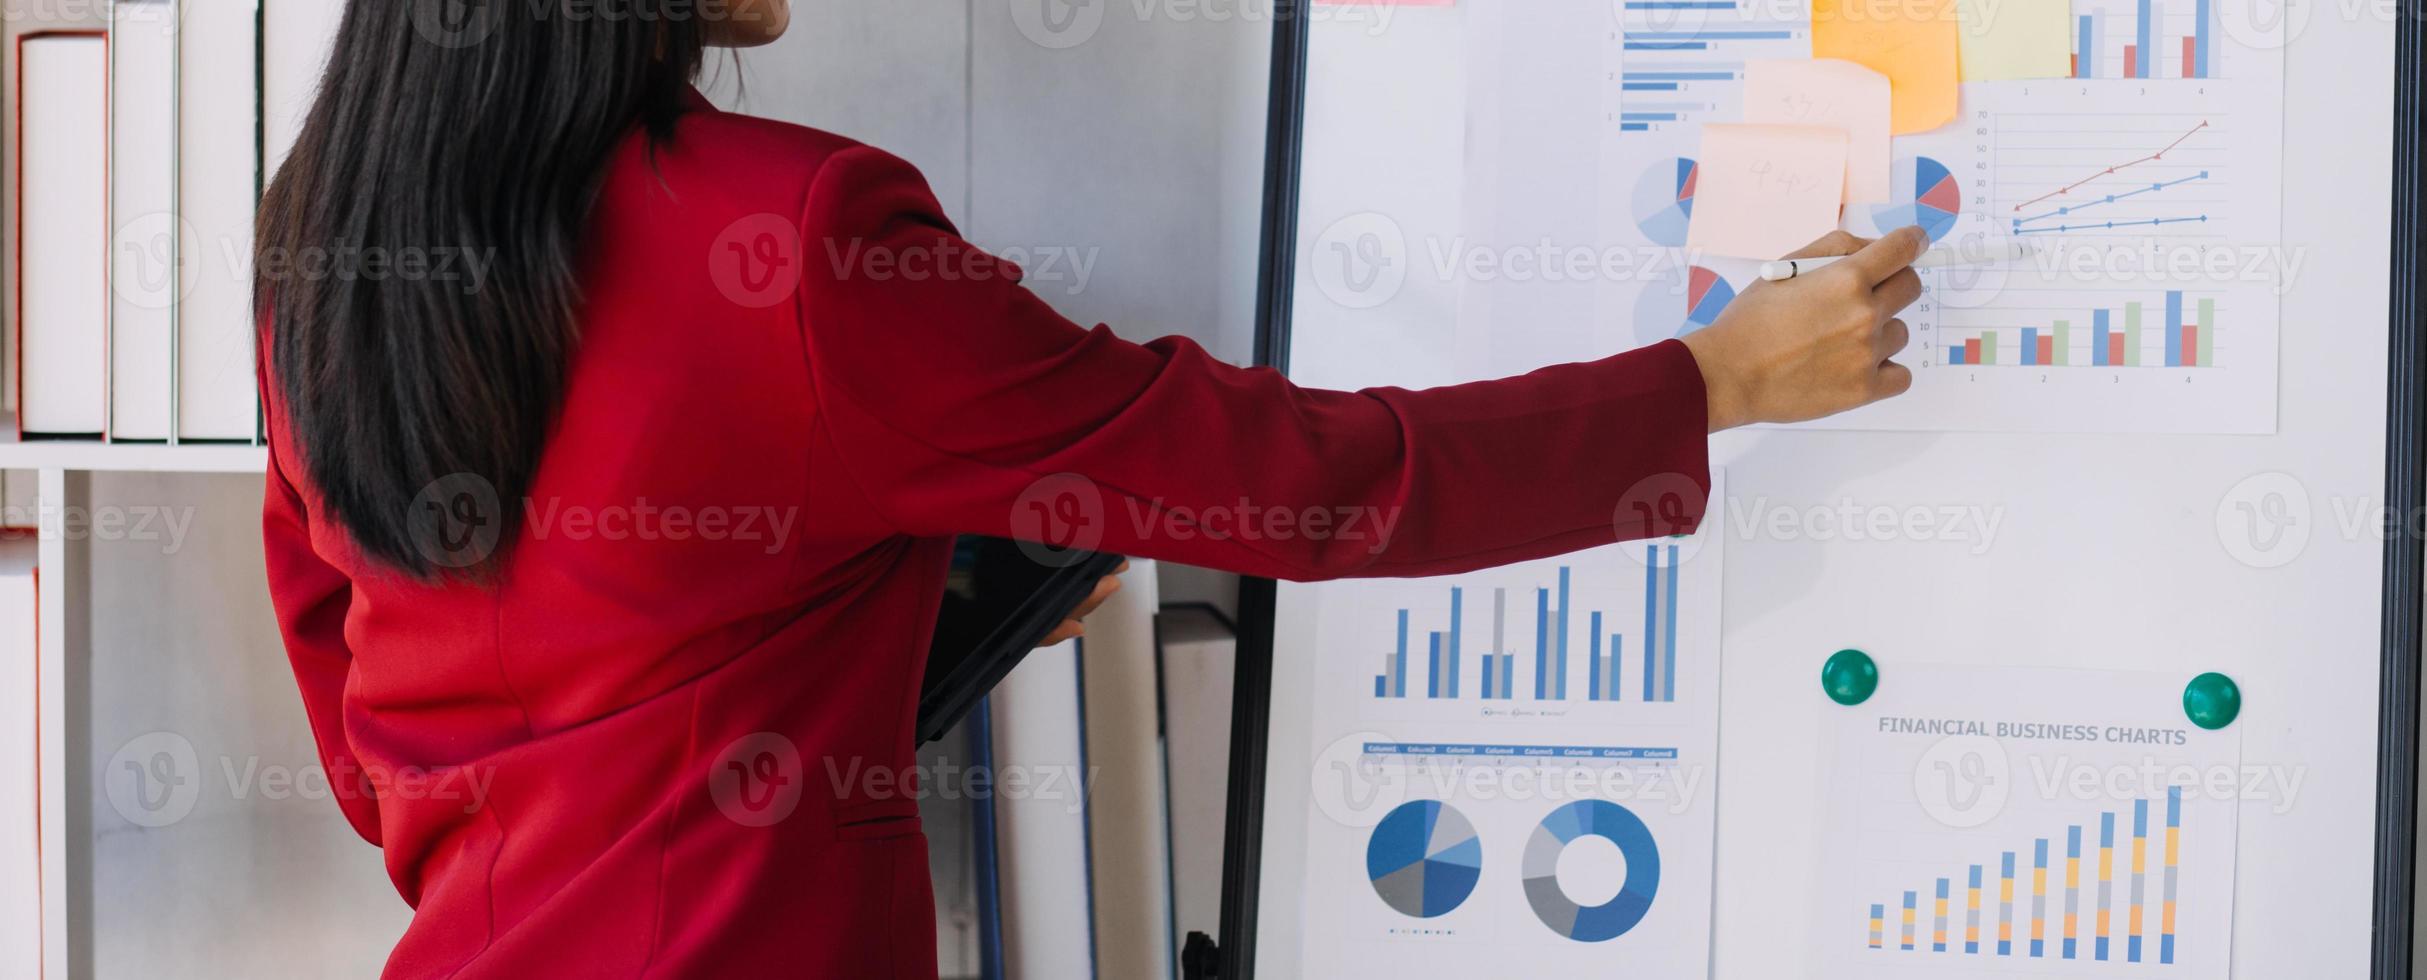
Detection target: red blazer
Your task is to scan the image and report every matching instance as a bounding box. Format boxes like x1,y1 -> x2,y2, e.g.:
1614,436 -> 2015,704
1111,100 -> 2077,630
261,89 -> 1711,978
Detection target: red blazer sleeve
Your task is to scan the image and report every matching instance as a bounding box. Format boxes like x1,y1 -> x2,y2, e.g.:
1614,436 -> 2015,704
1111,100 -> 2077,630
799,146 -> 1711,580
261,440 -> 382,845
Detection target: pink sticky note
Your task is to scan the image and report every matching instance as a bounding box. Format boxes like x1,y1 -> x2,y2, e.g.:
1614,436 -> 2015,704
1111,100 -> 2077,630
1744,59 -> 1891,204
1685,123 -> 1851,261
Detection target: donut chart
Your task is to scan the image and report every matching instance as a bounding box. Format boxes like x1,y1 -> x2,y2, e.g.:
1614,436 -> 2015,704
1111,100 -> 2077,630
1631,157 -> 1699,247
1522,800 -> 1661,942
1366,800 -> 1484,919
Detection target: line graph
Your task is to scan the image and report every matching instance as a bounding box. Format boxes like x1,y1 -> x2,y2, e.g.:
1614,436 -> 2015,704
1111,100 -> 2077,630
2010,121 -> 2208,214
1989,114 -> 2228,242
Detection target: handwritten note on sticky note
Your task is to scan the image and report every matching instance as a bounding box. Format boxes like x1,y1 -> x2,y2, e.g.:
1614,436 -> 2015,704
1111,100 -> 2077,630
1744,59 -> 1891,204
1953,0 -> 2073,80
1812,0 -> 1961,134
1686,123 -> 1851,260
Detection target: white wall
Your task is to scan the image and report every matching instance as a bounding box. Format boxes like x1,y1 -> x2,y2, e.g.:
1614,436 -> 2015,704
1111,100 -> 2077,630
714,0 -> 1265,618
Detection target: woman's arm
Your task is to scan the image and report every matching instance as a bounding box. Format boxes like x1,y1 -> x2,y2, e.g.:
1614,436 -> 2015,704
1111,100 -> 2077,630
261,440 -> 382,844
796,146 -> 1917,581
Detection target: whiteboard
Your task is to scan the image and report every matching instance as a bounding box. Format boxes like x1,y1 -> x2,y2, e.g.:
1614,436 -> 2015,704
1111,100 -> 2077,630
1232,4 -> 2409,978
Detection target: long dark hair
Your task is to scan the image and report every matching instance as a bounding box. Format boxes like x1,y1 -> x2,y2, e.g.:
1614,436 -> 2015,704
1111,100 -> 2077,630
256,2 -> 707,579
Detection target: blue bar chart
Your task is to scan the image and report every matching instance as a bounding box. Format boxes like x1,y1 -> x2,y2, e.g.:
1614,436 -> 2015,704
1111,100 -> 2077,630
1371,544 -> 1685,706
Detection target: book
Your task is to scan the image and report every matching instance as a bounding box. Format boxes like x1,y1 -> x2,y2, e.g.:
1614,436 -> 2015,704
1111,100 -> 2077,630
16,33 -> 111,438
176,0 -> 262,441
109,0 -> 180,441
1153,605 -> 1236,965
0,533 -> 37,978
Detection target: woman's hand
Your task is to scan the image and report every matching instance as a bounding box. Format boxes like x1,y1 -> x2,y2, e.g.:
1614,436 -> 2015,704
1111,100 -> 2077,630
1039,561 -> 1130,647
1680,227 -> 1928,432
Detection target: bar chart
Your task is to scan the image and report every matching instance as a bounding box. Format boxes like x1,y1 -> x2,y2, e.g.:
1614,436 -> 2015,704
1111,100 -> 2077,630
1608,11 -> 1808,134
1941,291 -> 2223,369
1370,544 -> 1686,705
1815,666 -> 2239,978
1864,788 -> 2187,966
2072,0 -> 2221,80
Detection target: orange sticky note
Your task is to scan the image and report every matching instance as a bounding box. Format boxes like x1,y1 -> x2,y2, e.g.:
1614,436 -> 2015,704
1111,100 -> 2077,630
1813,0 -> 1961,134
1744,58 -> 1891,204
1685,123 -> 1850,260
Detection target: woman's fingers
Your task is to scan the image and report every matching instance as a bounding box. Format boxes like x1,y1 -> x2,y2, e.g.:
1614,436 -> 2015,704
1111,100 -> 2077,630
1037,562 -> 1131,649
1874,267 -> 1924,315
1877,318 -> 1911,359
1841,226 -> 1931,285
1783,230 -> 1873,261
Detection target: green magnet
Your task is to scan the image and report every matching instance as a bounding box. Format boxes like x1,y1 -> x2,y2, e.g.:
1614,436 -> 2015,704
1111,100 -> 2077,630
1822,649 -> 1879,706
2183,672 -> 2241,731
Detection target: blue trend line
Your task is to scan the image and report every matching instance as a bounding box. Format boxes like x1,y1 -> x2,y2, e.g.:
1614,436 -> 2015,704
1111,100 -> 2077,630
2012,216 -> 2210,235
2011,172 -> 2211,228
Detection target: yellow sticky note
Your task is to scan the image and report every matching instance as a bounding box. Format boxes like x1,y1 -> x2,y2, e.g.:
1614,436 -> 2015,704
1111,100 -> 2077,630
1813,0 -> 1961,134
1685,123 -> 1850,260
1744,59 -> 1891,204
1954,0 -> 2073,79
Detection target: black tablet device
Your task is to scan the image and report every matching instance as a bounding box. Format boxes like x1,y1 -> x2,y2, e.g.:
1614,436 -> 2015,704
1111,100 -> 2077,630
917,537 -> 1126,745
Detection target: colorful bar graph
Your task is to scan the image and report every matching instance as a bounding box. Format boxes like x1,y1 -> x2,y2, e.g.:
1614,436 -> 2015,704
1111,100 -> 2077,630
1933,878 -> 1950,952
1965,865 -> 1983,953
2130,799 -> 2148,962
2065,826 -> 2083,959
2098,811 -> 2115,960
2031,839 -> 2048,957
2164,291 -> 2185,367
1947,293 -> 2222,372
2163,787 -> 2181,963
2075,1 -> 2216,80
1863,792 -> 2188,965
1997,852 -> 2015,956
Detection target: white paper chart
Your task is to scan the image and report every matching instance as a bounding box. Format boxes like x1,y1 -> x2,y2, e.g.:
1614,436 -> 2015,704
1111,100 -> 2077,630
1285,475 -> 1725,978
1813,666 -> 2242,978
1598,1 -> 2286,433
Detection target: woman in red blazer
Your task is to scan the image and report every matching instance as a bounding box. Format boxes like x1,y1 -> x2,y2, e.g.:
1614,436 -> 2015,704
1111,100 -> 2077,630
256,2 -> 1921,976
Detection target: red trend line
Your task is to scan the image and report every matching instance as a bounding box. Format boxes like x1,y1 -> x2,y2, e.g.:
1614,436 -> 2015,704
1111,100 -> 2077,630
2009,121 -> 2210,214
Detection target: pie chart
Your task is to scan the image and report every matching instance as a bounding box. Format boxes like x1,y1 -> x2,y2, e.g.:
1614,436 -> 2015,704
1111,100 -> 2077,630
1631,265 -> 1736,346
1522,800 -> 1660,942
1631,157 -> 1699,247
1365,800 -> 1483,919
1866,156 -> 1962,244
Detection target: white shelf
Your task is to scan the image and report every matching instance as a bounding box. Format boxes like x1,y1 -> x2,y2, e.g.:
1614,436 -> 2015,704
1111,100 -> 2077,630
0,439 -> 267,474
